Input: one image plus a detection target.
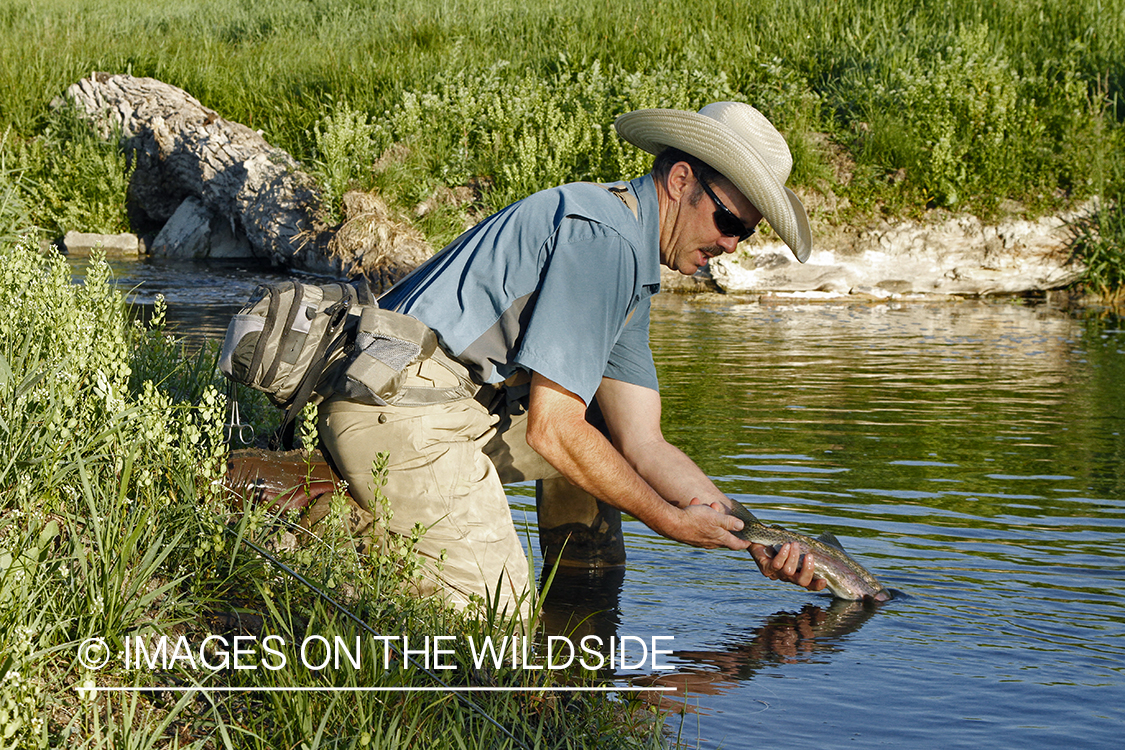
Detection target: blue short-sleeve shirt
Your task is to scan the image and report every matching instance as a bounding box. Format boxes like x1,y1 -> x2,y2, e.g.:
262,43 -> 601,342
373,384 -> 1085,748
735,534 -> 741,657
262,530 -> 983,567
379,175 -> 662,405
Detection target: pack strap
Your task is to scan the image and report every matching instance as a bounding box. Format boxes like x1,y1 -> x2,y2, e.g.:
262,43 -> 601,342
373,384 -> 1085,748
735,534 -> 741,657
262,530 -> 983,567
248,284 -> 289,383
271,289 -> 356,450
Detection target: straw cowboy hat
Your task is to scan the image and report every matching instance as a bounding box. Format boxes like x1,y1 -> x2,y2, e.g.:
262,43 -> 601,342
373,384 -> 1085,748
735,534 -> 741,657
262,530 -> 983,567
615,101 -> 812,263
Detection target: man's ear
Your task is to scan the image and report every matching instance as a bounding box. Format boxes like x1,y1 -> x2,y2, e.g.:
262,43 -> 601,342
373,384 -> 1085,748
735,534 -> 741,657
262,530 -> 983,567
664,161 -> 694,201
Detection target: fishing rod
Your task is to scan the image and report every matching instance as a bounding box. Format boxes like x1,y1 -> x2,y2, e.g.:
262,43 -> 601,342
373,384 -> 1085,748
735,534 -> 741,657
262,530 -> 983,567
223,525 -> 530,750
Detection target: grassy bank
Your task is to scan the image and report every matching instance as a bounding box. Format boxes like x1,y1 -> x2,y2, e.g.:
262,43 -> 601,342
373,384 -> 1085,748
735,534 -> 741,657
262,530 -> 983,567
0,0 -> 1122,248
0,233 -> 667,746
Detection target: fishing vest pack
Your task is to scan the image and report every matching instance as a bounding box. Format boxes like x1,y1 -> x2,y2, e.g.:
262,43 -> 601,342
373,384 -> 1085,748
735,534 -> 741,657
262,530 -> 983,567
219,279 -> 477,449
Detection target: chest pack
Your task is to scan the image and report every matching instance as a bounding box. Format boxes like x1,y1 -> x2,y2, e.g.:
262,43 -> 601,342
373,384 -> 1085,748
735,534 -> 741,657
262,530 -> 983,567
219,279 -> 477,449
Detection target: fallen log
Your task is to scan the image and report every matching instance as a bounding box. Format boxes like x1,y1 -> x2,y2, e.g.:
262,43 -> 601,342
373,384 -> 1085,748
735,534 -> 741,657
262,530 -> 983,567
63,72 -> 429,287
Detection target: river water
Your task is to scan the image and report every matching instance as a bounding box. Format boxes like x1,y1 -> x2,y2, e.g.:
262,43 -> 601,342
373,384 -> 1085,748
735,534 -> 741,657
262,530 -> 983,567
88,257 -> 1125,749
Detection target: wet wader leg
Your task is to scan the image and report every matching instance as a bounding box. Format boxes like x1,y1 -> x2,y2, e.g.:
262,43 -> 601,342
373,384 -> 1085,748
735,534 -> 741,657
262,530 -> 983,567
535,478 -> 626,569
485,394 -> 626,570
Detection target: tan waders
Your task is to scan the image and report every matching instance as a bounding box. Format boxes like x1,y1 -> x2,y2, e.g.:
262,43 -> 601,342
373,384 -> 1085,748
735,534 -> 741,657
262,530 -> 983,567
317,356 -> 626,622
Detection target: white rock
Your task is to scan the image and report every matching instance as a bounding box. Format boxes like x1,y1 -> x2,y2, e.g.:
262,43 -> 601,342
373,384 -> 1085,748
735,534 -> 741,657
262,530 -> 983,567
150,197 -> 212,258
61,231 -> 140,257
711,206 -> 1087,297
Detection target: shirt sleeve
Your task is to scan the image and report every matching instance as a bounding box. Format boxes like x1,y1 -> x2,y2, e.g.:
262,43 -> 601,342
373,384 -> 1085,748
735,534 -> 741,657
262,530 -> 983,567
603,297 -> 659,391
512,218 -> 640,404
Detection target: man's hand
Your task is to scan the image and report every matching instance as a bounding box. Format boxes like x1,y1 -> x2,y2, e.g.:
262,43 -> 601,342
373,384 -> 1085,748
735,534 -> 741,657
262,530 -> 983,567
749,542 -> 828,592
673,498 -> 752,550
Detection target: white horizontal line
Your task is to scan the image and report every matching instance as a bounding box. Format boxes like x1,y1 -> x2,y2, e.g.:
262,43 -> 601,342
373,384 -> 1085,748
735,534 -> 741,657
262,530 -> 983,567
81,685 -> 675,693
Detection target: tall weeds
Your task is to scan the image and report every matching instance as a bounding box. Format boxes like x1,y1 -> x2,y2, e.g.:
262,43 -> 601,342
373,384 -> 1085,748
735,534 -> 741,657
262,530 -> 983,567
1070,198 -> 1125,304
0,104 -> 132,241
0,238 -> 664,747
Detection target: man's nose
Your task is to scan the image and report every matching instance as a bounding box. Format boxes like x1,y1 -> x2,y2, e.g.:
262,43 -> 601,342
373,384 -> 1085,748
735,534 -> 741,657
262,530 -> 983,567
718,234 -> 740,253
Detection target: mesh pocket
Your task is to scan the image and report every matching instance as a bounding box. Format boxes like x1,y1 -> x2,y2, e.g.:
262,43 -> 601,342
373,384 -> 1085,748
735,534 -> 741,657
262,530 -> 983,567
355,332 -> 422,372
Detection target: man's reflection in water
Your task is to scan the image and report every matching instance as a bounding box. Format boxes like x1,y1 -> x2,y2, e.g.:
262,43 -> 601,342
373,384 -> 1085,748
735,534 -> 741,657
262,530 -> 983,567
538,568 -> 883,711
537,566 -> 626,650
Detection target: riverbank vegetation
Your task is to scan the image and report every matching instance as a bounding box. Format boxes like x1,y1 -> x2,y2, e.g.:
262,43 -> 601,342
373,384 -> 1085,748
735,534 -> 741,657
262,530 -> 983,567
1,0 -> 1122,245
0,231 -> 666,744
1067,154 -> 1125,304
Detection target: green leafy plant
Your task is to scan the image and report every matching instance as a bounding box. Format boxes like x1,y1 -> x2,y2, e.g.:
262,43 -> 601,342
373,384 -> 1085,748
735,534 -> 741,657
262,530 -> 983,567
388,56 -> 739,222
0,237 -> 667,747
310,101 -> 387,224
15,104 -> 132,238
853,26 -> 1033,210
1069,199 -> 1125,303
0,128 -> 34,243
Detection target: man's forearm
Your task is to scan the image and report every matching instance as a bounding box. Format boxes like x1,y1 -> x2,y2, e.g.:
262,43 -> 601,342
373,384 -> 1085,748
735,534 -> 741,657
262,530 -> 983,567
623,438 -> 730,511
525,379 -> 678,532
525,373 -> 746,549
592,376 -> 731,512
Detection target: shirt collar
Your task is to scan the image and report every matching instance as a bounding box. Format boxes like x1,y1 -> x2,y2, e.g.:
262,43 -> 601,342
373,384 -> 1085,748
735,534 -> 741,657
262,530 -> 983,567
629,174 -> 662,290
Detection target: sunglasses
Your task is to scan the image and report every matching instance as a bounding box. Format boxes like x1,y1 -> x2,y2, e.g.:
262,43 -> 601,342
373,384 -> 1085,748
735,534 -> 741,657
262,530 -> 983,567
699,179 -> 756,242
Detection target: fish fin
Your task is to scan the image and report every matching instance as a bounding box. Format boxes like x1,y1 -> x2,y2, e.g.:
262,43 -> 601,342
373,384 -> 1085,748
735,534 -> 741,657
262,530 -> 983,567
817,531 -> 846,550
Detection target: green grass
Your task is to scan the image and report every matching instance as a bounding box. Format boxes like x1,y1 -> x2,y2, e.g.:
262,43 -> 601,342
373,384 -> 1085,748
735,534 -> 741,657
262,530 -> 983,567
1069,197 -> 1125,304
0,0 -> 1122,246
0,239 -> 670,748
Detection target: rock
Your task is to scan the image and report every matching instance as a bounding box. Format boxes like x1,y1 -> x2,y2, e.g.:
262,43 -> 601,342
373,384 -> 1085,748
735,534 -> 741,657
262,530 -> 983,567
149,197 -> 254,259
61,231 -> 140,257
65,73 -> 427,286
65,73 -> 321,266
659,266 -> 721,293
150,197 -> 211,258
711,206 -> 1087,298
62,75 -> 351,276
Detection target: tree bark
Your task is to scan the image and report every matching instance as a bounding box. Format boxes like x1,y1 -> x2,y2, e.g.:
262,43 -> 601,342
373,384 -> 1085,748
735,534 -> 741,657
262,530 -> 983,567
64,72 -> 429,285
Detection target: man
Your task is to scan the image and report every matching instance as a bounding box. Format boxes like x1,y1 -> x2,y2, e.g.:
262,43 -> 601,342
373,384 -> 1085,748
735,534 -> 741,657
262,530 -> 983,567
318,101 -> 824,618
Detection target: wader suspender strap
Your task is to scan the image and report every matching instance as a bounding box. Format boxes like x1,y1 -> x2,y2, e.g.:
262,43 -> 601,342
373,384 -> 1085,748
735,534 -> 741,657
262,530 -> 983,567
605,184 -> 640,219
580,182 -> 640,220
271,288 -> 355,450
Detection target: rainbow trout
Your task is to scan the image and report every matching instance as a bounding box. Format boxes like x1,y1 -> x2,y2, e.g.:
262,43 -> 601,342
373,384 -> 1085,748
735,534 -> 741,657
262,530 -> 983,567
728,499 -> 891,602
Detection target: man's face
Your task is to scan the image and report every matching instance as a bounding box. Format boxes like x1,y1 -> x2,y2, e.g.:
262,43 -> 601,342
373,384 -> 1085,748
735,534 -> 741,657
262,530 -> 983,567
661,173 -> 762,276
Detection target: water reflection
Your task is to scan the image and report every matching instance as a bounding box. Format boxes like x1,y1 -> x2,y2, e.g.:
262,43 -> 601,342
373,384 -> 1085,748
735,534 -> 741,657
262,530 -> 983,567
540,557 -> 888,712
537,568 -> 625,651
634,598 -> 882,710
536,295 -> 1125,748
